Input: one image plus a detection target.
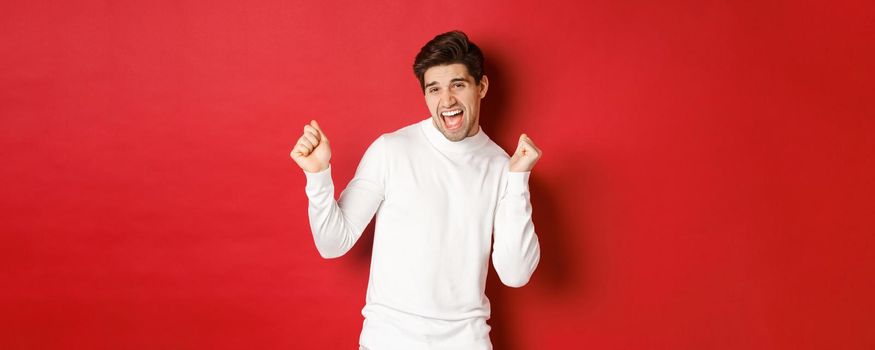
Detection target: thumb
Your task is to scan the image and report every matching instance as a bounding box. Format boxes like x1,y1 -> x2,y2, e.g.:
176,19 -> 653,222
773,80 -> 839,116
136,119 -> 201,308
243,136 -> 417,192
310,120 -> 328,142
515,133 -> 528,154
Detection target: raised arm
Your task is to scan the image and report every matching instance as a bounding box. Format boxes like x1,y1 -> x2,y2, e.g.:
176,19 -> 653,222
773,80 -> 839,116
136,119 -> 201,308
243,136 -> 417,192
291,120 -> 385,259
492,134 -> 542,287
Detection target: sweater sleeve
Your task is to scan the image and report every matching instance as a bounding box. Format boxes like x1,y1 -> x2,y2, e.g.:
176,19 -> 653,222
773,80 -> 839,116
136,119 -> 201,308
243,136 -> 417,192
492,171 -> 541,287
304,137 -> 386,259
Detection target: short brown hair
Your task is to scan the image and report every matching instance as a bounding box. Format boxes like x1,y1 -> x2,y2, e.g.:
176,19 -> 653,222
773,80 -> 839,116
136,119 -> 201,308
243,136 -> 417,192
413,31 -> 485,92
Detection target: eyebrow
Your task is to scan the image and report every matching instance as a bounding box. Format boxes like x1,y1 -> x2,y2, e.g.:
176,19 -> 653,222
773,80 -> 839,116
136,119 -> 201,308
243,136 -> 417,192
424,77 -> 470,88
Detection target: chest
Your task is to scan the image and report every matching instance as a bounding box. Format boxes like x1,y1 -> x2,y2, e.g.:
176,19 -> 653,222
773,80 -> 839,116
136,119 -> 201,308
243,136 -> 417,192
383,148 -> 506,219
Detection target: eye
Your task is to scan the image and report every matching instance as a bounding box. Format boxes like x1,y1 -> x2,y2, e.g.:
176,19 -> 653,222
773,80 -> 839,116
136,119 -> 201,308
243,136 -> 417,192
453,82 -> 465,89
428,87 -> 439,94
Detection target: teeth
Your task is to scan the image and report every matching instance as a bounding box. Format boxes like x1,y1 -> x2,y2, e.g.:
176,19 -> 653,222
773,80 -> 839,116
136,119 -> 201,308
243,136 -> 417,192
441,110 -> 462,117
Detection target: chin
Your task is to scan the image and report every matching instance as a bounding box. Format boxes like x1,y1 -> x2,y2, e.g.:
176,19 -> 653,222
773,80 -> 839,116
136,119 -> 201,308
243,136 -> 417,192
440,128 -> 464,142
441,131 -> 461,142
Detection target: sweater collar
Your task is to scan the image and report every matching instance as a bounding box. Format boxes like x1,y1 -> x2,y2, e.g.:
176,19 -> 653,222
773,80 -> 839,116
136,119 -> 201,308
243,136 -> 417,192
419,117 -> 490,153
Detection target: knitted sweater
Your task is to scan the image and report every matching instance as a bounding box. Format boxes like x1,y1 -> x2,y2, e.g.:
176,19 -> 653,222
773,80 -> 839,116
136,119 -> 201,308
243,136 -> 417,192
304,118 -> 540,349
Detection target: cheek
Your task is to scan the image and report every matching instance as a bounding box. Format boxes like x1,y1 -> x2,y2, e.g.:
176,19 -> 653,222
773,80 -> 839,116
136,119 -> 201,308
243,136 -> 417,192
425,97 -> 438,112
463,96 -> 478,112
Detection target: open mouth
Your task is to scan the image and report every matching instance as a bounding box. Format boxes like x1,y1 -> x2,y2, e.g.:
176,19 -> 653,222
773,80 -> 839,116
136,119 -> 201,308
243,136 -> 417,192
440,109 -> 464,131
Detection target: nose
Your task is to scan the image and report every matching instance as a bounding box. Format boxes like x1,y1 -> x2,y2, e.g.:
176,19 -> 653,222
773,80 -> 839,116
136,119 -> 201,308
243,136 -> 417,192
439,90 -> 457,108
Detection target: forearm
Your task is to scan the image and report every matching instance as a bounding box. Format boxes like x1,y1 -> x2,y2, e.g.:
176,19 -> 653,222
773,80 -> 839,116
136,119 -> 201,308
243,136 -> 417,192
492,171 -> 541,287
305,166 -> 377,259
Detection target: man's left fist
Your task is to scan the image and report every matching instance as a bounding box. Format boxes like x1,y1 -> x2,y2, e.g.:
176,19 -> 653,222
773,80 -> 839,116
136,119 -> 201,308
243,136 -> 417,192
509,134 -> 542,172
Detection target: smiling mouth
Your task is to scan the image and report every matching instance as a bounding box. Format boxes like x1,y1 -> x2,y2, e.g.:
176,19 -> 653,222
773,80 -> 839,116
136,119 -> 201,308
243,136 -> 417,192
440,109 -> 464,131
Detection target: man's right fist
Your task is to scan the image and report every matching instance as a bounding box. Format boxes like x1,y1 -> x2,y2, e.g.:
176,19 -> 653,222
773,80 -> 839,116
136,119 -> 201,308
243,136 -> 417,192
290,120 -> 331,173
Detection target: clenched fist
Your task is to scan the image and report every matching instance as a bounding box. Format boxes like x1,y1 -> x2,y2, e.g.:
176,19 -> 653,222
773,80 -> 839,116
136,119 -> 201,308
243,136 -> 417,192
290,120 -> 331,173
509,134 -> 542,172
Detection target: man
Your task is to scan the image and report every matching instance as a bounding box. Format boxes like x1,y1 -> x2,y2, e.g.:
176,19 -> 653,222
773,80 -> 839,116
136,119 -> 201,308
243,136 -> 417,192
290,31 -> 541,350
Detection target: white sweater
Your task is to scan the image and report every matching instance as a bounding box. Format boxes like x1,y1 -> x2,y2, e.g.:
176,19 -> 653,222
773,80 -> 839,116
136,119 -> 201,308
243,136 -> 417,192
304,118 -> 540,349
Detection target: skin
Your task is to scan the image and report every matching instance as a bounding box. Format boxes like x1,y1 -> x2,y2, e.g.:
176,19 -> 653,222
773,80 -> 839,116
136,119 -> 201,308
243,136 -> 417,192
423,63 -> 487,142
291,64 -> 541,173
290,120 -> 330,173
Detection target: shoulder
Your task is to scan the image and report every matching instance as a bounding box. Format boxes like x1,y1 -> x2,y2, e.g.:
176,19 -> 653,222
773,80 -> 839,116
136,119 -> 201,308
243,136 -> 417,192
377,119 -> 426,147
481,136 -> 511,162
357,120 -> 426,162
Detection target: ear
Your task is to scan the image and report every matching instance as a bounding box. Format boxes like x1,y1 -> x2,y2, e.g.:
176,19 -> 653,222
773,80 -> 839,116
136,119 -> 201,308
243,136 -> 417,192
478,75 -> 489,99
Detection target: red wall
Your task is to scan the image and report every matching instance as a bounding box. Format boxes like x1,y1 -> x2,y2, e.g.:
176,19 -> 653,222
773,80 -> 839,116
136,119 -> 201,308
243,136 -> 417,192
2,1 -> 874,349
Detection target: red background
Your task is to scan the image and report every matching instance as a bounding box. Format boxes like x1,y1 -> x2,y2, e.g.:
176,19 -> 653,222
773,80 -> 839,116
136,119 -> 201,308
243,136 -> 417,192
2,0 -> 874,349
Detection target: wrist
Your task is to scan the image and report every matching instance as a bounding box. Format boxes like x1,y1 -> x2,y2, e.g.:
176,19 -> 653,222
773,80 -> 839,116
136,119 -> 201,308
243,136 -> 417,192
303,163 -> 330,174
509,163 -> 534,172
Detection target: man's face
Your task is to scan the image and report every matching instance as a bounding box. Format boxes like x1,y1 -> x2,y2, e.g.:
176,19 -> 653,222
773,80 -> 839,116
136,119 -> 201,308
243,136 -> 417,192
423,63 -> 489,142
